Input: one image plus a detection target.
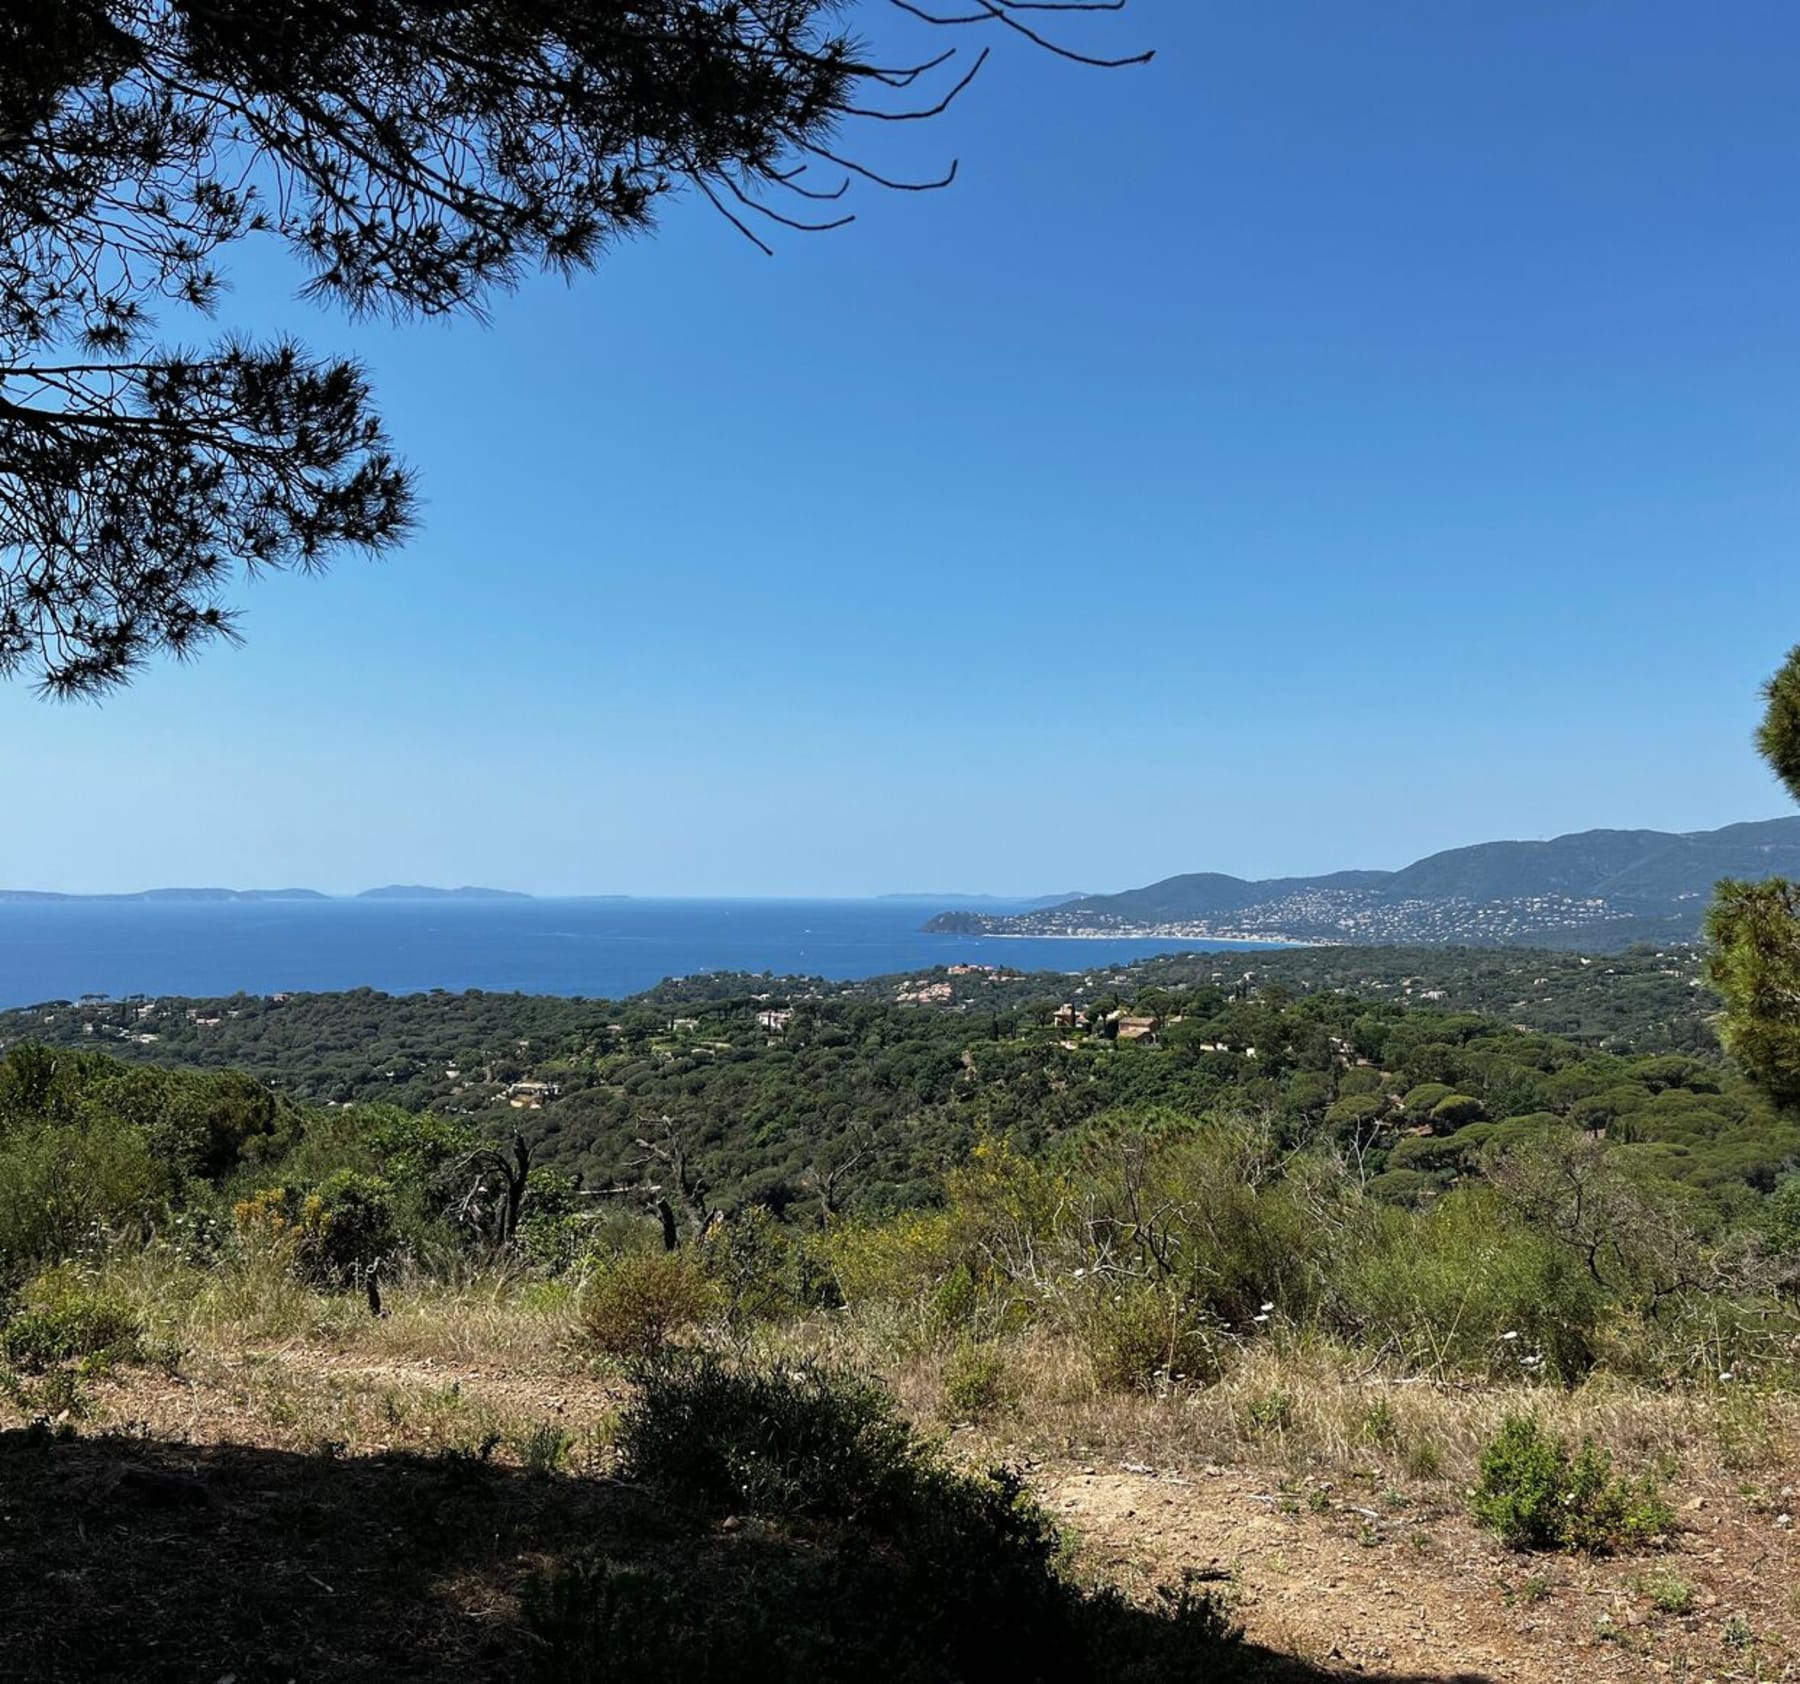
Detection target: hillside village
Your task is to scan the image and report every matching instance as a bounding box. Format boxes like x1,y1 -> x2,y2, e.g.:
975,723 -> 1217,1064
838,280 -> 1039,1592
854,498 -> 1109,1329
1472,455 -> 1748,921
1007,889 -> 1638,946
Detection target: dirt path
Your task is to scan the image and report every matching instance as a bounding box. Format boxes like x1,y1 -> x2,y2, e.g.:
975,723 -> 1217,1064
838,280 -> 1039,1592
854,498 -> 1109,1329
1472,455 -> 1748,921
1046,1462 -> 1800,1681
53,1351 -> 1800,1682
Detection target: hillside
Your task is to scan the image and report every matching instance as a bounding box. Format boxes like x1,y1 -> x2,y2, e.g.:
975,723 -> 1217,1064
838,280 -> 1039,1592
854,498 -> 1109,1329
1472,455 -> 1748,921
4,1020 -> 1800,1682
0,944 -> 1768,1220
925,818 -> 1800,948
0,945 -> 1718,1109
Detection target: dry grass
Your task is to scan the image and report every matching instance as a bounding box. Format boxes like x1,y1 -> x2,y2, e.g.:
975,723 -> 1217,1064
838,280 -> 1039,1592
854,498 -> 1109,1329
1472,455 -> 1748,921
10,1262 -> 1799,1684
8,1251 -> 608,1474
18,1252 -> 1800,1509
78,1247 -> 583,1371
772,1318 -> 1800,1497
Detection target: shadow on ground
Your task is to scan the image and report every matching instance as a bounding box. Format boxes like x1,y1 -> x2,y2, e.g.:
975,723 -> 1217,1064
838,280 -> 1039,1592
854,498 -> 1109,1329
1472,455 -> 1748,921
0,1427 -> 1497,1683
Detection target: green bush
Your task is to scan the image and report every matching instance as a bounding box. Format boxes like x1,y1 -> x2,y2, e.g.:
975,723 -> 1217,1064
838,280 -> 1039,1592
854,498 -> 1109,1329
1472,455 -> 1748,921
1,1290 -> 145,1374
1470,1415 -> 1674,1553
1238,1388 -> 1294,1437
1364,1168 -> 1436,1205
579,1250 -> 716,1361
1324,1093 -> 1386,1135
618,1356 -> 935,1523
696,1206 -> 801,1329
941,1341 -> 1012,1422
0,1115 -> 167,1272
582,1355 -> 1244,1683
519,1559 -> 696,1683
1334,1191 -> 1603,1383
1386,1123 -> 1496,1174
1080,1280 -> 1225,1392
233,1170 -> 398,1287
306,1169 -> 399,1282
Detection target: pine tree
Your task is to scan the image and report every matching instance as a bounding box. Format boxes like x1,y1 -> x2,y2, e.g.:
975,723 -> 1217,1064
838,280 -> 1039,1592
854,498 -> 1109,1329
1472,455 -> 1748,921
1706,644 -> 1800,1102
1,2 -> 1146,696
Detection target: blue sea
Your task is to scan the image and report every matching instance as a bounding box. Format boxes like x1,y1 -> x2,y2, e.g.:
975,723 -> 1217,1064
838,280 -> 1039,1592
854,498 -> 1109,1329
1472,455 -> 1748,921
0,898 -> 1284,1009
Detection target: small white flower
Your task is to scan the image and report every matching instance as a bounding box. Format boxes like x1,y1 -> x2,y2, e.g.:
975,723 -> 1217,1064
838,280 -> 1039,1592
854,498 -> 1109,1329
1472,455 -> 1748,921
1260,1302 -> 1275,1313
1253,1314 -> 1269,1324
1500,1330 -> 1520,1342
1720,1371 -> 1735,1383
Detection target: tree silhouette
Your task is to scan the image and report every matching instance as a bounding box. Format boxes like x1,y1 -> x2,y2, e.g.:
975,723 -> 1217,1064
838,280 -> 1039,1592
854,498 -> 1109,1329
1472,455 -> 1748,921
1,1 -> 1148,697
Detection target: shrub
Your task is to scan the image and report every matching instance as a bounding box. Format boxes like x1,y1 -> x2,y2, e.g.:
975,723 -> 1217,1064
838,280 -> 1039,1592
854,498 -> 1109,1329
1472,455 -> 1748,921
516,1167 -> 589,1274
1325,1093 -> 1387,1135
925,1262 -> 980,1338
1636,1571 -> 1696,1615
1401,1082 -> 1456,1116
825,1209 -> 962,1311
1385,1124 -> 1496,1174
519,1559 -> 695,1683
618,1356 -> 934,1523
1080,1280 -> 1226,1392
1238,1388 -> 1294,1437
578,1250 -> 716,1361
304,1170 -> 399,1280
1470,1415 -> 1674,1553
516,1421 -> 573,1477
696,1206 -> 799,1329
941,1342 -> 1012,1423
0,1116 -> 166,1271
589,1355 -> 1244,1683
1333,1191 -> 1603,1382
232,1170 -> 397,1287
1,1288 -> 145,1374
1404,1436 -> 1445,1480
1364,1168 -> 1436,1206
1468,1414 -> 1569,1549
1556,1442 -> 1676,1554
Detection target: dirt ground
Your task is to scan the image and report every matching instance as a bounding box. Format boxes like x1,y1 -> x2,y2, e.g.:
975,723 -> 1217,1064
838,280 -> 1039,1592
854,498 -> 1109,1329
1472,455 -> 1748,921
10,1345 -> 1799,1683
1044,1458 -> 1799,1682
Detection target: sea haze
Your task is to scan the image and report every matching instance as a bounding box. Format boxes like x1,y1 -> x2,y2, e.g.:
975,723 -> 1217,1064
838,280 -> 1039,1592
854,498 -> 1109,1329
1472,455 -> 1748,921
0,898 -> 1286,1008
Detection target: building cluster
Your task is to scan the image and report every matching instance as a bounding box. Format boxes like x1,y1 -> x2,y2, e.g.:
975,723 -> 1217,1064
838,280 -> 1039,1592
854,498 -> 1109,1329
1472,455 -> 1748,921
1052,1003 -> 1165,1043
999,889 -> 1637,946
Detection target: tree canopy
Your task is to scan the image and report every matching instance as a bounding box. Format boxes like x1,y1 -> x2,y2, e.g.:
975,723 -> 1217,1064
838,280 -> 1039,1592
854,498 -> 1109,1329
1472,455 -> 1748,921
1707,645 -> 1800,1101
0,1 -> 1146,696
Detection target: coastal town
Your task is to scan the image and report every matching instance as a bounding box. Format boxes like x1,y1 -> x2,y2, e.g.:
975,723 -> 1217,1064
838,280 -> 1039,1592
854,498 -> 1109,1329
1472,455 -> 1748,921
936,888 -> 1677,948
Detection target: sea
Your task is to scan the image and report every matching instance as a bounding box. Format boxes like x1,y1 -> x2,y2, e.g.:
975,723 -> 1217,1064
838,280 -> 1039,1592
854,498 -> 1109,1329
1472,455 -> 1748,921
0,898 -> 1285,1010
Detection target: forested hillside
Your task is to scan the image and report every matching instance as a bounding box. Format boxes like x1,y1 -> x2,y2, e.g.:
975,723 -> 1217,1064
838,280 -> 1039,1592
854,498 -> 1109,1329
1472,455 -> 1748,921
929,819 -> 1800,947
0,944 -> 1774,1225
3,946 -> 1798,1684
0,943 -> 1714,1103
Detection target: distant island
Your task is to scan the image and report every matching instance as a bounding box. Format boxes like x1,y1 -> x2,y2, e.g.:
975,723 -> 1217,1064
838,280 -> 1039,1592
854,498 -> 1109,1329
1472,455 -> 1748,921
924,818 -> 1800,951
356,885 -> 532,901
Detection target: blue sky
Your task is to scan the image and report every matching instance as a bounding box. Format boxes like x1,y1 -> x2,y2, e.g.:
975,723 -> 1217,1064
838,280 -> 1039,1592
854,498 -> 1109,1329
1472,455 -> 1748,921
5,0 -> 1799,896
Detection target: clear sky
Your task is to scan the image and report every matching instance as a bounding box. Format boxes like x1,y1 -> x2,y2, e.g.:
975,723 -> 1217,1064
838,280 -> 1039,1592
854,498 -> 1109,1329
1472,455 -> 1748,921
5,1 -> 1799,897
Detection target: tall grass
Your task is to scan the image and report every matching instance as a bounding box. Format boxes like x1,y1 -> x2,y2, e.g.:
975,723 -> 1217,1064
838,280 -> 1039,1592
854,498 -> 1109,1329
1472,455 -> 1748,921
69,1244 -> 581,1368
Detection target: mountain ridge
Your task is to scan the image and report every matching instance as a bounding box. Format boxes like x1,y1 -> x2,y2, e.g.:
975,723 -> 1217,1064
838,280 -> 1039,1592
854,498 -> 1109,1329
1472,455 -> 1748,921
923,818 -> 1800,949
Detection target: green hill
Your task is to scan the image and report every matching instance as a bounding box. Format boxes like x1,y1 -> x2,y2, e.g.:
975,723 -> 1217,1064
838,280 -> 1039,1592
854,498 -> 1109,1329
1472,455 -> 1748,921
927,818 -> 1800,947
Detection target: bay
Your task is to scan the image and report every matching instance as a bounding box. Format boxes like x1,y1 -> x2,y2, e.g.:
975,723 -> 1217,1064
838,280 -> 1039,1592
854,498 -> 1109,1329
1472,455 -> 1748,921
0,898 -> 1285,1008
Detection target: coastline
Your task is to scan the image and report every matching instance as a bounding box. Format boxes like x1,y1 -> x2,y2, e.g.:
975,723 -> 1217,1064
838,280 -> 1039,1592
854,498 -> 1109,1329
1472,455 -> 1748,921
956,927 -> 1317,947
